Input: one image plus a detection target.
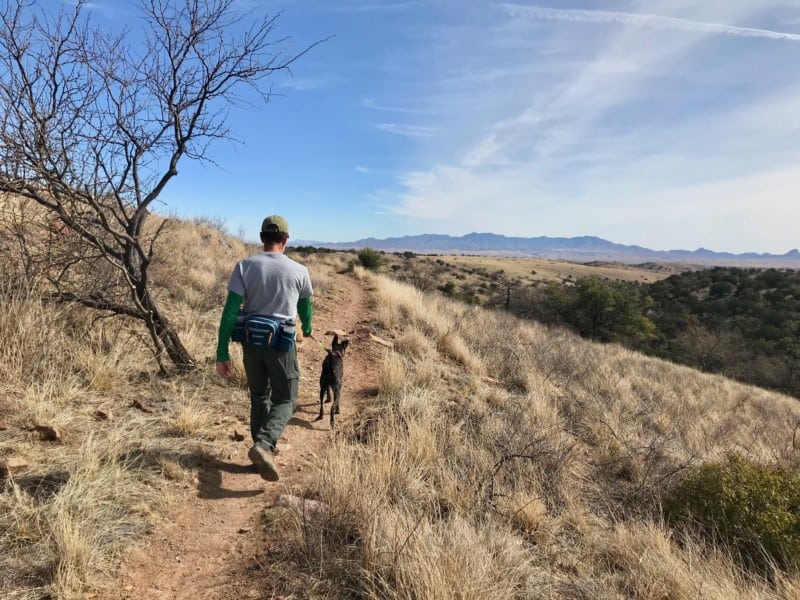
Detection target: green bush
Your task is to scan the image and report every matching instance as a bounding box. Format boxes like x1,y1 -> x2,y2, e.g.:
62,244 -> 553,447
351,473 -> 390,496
665,453 -> 800,572
357,247 -> 385,271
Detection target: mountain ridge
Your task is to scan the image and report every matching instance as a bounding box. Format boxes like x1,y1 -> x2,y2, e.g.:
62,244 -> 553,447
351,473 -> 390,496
291,232 -> 800,267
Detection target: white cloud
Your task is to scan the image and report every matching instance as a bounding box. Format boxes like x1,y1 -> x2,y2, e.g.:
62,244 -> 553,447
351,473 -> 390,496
362,97 -> 419,114
371,2 -> 800,252
503,4 -> 800,42
376,123 -> 439,137
390,164 -> 800,253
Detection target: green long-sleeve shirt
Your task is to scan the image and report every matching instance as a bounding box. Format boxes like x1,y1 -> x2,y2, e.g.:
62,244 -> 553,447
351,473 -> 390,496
216,292 -> 313,362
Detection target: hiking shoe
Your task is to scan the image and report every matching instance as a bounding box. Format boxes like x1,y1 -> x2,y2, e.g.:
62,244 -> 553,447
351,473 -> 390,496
248,444 -> 279,482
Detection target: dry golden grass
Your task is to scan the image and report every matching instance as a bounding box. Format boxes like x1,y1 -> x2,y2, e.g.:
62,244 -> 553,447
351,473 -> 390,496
171,398 -> 218,440
378,250 -> 685,310
264,270 -> 800,599
439,254 -> 676,283
1,429 -> 165,599
5,206 -> 800,598
0,207 -> 253,598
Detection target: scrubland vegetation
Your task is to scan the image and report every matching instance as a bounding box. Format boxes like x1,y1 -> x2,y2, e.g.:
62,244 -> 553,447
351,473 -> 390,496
263,263 -> 800,598
4,216 -> 800,599
376,250 -> 800,400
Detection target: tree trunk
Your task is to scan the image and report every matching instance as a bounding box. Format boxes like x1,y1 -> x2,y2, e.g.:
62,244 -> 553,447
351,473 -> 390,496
141,291 -> 196,371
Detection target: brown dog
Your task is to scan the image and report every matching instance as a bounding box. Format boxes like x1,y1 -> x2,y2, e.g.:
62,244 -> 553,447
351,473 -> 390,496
316,334 -> 348,429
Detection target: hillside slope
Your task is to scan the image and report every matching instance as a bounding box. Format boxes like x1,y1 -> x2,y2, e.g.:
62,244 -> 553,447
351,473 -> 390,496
4,215 -> 800,599
250,269 -> 800,598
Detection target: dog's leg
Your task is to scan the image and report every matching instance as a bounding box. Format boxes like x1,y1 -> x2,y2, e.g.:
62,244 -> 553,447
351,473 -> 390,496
315,385 -> 325,421
328,386 -> 335,429
333,382 -> 341,415
330,384 -> 337,430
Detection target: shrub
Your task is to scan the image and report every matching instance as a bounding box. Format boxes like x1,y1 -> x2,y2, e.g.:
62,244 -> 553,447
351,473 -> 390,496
357,247 -> 385,271
665,453 -> 800,572
438,282 -> 455,296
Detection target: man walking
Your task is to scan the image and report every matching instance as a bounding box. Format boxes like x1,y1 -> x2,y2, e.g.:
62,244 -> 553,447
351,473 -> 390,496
215,215 -> 313,481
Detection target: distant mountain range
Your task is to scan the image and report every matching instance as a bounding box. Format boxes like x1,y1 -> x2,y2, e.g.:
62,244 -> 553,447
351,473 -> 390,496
291,233 -> 800,268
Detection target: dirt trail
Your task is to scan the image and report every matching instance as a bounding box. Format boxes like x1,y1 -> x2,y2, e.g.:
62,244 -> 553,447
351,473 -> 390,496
108,273 -> 376,600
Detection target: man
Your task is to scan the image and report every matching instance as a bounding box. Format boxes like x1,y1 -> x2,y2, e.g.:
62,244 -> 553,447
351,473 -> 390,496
215,215 -> 313,481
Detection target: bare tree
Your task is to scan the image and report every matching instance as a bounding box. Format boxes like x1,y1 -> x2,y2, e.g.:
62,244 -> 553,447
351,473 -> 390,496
493,276 -> 521,311
0,0 -> 320,371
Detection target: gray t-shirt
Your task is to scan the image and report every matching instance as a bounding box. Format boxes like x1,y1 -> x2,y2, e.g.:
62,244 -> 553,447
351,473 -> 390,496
228,252 -> 313,321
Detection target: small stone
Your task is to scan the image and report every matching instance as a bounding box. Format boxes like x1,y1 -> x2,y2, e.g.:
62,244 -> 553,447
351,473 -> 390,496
34,424 -> 62,442
237,527 -> 252,534
0,420 -> 8,430
274,494 -> 329,515
0,457 -> 28,477
231,429 -> 246,442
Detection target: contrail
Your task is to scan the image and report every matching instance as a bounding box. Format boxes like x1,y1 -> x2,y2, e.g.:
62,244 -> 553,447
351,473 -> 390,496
504,4 -> 800,42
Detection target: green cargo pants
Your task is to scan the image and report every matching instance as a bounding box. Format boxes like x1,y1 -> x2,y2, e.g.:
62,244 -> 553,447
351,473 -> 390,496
242,343 -> 299,452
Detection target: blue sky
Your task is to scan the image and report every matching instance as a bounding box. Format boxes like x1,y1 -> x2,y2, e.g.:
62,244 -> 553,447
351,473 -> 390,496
76,2 -> 800,252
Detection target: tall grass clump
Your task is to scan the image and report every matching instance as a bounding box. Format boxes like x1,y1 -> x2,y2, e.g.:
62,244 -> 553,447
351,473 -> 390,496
357,247 -> 385,271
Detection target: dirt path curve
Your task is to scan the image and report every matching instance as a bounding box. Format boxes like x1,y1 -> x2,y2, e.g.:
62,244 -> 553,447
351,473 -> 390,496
108,273 -> 375,600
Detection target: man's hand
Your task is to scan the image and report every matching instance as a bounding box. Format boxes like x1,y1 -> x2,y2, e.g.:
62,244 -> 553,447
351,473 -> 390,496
216,361 -> 232,379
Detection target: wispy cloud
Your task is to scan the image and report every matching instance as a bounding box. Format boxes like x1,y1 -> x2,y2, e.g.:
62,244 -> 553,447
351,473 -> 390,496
504,4 -> 800,42
376,123 -> 438,137
376,1 -> 800,252
355,165 -> 371,173
362,97 -> 419,114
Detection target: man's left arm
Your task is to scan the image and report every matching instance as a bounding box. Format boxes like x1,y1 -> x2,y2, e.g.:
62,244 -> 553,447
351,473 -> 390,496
297,296 -> 313,336
297,268 -> 314,336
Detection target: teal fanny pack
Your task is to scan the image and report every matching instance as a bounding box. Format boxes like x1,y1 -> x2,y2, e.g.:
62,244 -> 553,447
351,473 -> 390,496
232,315 -> 296,352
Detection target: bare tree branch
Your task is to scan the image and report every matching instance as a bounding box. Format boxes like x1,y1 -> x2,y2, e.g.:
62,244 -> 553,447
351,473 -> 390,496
0,0 -> 322,370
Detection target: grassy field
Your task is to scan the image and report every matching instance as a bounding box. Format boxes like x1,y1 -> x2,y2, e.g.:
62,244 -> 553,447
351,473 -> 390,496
371,250 -> 683,308
437,254 -> 679,283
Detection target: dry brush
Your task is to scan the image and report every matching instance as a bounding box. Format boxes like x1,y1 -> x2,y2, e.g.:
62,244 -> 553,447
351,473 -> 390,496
265,270 -> 800,599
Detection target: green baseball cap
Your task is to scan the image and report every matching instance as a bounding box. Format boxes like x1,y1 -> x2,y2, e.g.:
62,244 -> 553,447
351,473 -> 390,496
261,215 -> 289,234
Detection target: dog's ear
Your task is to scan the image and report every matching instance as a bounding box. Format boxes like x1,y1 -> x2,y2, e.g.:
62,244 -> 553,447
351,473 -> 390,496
332,333 -> 339,346
341,339 -> 349,353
